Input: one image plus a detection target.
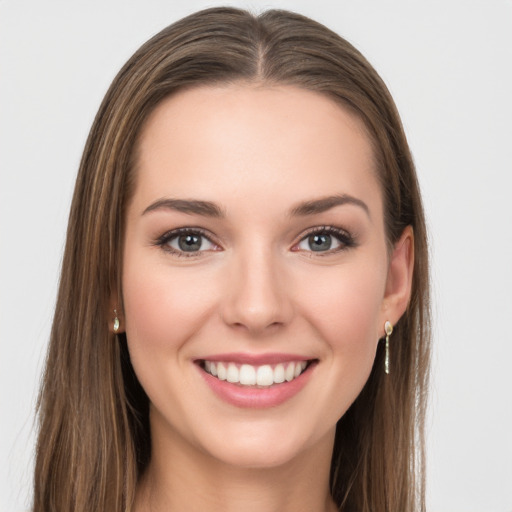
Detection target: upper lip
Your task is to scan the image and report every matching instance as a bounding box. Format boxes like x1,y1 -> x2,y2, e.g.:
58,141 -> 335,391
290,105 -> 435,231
195,352 -> 314,365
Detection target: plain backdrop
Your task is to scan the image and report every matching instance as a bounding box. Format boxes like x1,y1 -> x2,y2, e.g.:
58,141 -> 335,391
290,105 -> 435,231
1,1 -> 511,511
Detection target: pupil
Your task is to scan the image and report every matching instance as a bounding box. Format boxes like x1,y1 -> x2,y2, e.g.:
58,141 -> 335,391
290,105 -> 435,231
309,234 -> 331,251
178,234 -> 201,251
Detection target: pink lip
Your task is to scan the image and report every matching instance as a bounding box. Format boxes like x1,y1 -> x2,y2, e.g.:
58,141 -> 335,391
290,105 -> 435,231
195,357 -> 317,409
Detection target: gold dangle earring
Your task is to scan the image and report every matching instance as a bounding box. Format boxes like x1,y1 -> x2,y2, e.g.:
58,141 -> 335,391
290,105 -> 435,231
113,309 -> 120,333
384,321 -> 393,375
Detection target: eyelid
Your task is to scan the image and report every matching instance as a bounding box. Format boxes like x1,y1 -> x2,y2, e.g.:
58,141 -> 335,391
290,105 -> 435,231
291,225 -> 356,254
153,224 -> 356,257
154,227 -> 221,257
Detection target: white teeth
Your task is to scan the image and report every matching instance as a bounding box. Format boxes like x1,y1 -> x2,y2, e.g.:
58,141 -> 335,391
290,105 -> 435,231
274,364 -> 285,384
285,363 -> 295,382
217,362 -> 227,380
203,360 -> 309,386
239,364 -> 256,385
256,365 -> 274,386
226,363 -> 239,383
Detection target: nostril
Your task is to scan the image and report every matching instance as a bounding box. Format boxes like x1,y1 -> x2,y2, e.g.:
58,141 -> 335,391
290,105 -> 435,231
235,321 -> 284,334
220,265 -> 294,331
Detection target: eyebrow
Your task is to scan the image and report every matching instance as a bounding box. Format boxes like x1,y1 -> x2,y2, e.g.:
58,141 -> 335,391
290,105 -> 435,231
142,198 -> 225,217
289,194 -> 370,218
142,194 -> 369,219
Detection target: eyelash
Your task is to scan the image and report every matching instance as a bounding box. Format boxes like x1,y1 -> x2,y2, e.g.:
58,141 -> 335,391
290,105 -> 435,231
292,226 -> 357,255
154,225 -> 356,257
154,227 -> 217,257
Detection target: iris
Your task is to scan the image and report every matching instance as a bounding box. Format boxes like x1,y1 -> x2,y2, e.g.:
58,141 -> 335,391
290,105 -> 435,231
308,234 -> 332,251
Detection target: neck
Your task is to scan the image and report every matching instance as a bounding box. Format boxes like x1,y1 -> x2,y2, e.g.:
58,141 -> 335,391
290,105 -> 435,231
134,413 -> 338,512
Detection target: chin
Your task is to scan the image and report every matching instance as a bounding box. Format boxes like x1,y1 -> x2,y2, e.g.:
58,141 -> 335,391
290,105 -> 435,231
212,443 -> 300,469
191,417 -> 335,470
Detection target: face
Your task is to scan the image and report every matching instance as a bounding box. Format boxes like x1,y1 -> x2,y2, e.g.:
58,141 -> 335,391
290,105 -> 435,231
122,85 -> 398,469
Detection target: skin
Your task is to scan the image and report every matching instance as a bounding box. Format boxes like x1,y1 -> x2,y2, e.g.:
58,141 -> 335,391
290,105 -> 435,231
117,84 -> 414,512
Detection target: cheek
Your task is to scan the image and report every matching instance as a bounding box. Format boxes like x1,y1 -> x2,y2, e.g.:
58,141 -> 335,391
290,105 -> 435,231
297,257 -> 387,363
122,252 -> 219,358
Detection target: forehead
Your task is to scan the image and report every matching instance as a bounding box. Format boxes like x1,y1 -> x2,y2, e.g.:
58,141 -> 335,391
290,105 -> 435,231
132,84 -> 381,218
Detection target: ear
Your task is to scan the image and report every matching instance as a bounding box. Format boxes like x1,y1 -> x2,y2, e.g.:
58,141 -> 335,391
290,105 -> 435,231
380,225 -> 414,329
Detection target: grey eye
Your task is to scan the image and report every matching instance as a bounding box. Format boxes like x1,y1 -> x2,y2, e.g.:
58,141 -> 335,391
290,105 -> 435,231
168,233 -> 215,252
309,234 -> 331,251
298,233 -> 342,252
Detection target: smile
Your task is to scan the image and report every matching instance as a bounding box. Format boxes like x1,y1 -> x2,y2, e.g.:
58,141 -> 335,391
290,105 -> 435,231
201,360 -> 309,387
195,353 -> 317,408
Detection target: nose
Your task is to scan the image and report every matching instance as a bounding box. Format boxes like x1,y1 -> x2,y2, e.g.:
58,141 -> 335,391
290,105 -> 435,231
220,245 -> 293,334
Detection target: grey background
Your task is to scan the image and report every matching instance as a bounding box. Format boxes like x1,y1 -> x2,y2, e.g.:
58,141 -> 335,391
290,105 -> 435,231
1,1 -> 511,511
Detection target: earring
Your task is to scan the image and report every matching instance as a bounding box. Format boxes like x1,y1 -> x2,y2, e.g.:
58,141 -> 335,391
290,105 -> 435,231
113,309 -> 120,333
384,321 -> 393,375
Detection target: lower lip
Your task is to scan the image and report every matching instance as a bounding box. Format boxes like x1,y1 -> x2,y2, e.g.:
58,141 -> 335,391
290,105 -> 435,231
197,363 -> 316,409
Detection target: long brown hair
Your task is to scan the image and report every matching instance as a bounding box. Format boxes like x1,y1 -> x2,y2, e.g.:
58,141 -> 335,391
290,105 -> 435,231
34,7 -> 430,512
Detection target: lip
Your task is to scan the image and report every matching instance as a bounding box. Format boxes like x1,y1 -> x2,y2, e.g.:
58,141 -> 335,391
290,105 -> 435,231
195,354 -> 317,409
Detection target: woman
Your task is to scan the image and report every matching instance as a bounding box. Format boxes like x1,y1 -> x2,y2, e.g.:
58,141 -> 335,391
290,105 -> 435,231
33,7 -> 430,512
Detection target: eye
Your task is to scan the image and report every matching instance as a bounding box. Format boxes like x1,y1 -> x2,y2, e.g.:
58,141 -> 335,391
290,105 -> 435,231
156,228 -> 218,256
295,226 -> 355,254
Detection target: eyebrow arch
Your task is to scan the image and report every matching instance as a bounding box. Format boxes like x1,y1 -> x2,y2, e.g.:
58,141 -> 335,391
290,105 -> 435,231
142,198 -> 225,218
289,194 -> 370,218
142,194 -> 369,219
